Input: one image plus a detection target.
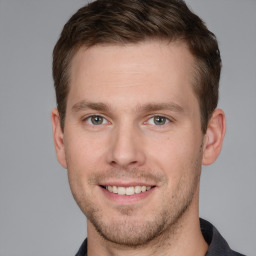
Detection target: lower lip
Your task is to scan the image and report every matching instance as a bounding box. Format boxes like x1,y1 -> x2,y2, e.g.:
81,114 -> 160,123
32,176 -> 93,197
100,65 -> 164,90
99,186 -> 156,204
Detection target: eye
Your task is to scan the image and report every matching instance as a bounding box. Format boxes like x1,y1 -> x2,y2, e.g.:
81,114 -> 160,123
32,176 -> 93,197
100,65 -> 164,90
85,115 -> 108,125
148,116 -> 170,125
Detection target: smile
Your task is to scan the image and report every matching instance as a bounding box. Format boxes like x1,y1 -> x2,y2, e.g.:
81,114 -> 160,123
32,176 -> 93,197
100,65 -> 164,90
103,185 -> 152,196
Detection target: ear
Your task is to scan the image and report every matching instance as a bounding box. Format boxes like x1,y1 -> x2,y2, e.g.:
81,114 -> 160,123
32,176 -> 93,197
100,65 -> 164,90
202,109 -> 226,165
51,108 -> 67,168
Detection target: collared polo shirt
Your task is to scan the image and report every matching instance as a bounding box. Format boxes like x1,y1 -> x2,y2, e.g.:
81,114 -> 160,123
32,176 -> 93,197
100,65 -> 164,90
75,218 -> 245,256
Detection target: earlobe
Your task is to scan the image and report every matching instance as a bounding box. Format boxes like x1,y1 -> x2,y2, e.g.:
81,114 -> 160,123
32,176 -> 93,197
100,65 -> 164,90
202,109 -> 226,165
51,108 -> 67,169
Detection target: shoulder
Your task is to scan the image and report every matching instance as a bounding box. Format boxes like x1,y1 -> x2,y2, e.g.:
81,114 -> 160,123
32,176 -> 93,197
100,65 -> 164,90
75,238 -> 87,256
231,252 -> 246,256
200,218 -> 246,256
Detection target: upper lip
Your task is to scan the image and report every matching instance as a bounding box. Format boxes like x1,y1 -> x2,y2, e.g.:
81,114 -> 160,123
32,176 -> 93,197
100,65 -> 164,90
99,182 -> 156,187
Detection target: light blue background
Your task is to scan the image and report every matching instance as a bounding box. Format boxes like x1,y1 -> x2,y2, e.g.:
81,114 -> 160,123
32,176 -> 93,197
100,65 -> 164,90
0,0 -> 255,255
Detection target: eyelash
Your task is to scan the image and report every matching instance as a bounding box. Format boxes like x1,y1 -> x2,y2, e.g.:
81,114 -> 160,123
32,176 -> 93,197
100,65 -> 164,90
82,114 -> 172,127
83,115 -> 109,125
146,116 -> 171,126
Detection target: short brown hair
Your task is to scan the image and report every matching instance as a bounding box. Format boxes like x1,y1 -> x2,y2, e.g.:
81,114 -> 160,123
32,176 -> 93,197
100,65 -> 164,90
53,0 -> 221,133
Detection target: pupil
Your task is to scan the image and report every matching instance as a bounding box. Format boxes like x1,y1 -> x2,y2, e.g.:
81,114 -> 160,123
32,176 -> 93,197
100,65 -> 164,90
154,116 -> 166,125
92,116 -> 103,125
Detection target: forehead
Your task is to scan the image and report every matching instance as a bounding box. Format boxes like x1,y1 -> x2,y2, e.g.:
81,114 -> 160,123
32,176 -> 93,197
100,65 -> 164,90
68,40 -> 198,111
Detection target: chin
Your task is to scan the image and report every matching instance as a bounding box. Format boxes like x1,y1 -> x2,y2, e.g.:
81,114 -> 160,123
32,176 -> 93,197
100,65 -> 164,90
90,214 -> 167,246
86,202 -> 191,247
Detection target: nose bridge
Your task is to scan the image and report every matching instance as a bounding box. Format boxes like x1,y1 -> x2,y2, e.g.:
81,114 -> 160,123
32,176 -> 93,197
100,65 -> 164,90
107,120 -> 145,167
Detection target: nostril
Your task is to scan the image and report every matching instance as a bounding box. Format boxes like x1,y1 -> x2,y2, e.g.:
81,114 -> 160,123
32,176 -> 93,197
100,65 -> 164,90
109,160 -> 138,168
106,134 -> 146,167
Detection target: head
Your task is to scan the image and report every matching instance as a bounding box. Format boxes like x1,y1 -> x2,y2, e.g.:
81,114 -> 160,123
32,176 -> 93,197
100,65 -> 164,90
52,0 -> 225,248
53,0 -> 221,134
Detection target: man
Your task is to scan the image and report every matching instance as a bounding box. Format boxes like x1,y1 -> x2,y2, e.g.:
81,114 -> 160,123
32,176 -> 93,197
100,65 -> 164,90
51,0 -> 245,255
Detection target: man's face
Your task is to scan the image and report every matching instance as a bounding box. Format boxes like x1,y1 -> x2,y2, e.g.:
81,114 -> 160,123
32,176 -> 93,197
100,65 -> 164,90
59,41 -> 206,246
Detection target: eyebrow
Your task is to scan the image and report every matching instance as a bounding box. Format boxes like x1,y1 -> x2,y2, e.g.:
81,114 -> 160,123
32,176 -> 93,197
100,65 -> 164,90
72,100 -> 184,113
137,102 -> 184,113
72,101 -> 111,112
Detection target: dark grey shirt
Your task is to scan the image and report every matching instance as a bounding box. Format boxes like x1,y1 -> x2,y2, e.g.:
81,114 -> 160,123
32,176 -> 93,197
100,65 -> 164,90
75,218 -> 245,256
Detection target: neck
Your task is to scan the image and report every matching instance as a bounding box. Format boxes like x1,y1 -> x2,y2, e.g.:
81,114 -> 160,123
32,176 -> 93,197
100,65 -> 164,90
87,197 -> 208,256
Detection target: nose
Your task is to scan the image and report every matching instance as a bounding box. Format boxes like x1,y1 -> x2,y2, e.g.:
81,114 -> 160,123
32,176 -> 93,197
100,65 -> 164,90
107,123 -> 146,168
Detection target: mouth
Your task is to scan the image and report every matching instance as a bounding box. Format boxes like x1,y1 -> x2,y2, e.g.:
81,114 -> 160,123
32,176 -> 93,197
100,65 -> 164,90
101,185 -> 153,196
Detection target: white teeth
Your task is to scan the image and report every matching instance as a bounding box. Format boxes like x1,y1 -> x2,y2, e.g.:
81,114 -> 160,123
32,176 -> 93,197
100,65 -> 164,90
105,185 -> 152,195
126,187 -> 135,195
117,187 -> 126,195
112,186 -> 118,193
107,186 -> 113,192
134,186 -> 142,194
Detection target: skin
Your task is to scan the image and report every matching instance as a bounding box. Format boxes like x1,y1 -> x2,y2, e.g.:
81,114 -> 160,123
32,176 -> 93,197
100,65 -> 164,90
52,40 -> 225,256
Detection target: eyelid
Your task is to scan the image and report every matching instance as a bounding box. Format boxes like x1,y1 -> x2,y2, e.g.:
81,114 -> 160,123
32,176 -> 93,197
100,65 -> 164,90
81,113 -> 173,126
145,115 -> 173,125
82,114 -> 110,125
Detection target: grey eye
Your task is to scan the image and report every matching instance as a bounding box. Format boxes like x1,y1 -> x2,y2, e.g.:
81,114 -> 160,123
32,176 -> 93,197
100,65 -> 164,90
89,115 -> 105,125
152,116 -> 168,125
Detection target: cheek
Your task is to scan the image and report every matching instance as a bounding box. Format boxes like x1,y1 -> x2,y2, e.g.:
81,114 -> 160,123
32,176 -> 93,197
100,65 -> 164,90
64,133 -> 105,202
146,131 -> 202,178
64,130 -> 108,178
